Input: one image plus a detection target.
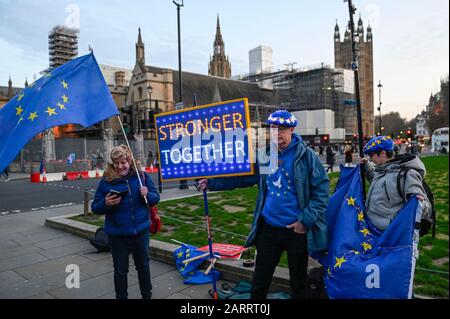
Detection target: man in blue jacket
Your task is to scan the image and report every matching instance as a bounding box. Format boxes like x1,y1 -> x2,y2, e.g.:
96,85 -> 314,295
198,110 -> 329,299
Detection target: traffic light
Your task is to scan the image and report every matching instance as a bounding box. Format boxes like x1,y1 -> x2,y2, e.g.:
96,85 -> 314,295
406,129 -> 412,139
121,106 -> 134,136
321,134 -> 330,145
149,110 -> 156,129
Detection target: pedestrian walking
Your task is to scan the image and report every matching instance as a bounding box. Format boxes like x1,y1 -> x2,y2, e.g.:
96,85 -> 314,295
325,145 -> 336,173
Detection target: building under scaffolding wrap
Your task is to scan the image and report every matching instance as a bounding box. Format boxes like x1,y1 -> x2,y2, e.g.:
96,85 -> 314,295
240,64 -> 358,142
48,25 -> 79,70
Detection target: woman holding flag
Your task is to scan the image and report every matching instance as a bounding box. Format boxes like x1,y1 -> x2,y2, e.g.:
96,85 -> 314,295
91,145 -> 160,299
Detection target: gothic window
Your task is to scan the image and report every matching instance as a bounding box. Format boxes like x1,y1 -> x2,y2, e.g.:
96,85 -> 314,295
138,87 -> 143,100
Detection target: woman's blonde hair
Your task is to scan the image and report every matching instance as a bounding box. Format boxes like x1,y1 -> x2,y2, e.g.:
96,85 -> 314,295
103,145 -> 141,181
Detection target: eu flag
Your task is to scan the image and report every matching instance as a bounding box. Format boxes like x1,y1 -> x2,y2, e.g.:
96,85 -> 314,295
173,244 -> 221,285
0,53 -> 119,173
324,166 -> 422,299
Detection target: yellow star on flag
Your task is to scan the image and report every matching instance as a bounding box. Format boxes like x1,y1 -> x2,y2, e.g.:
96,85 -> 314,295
62,94 -> 69,103
17,93 -> 24,101
357,211 -> 364,221
177,252 -> 183,258
376,140 -> 382,144
351,250 -> 360,255
361,242 -> 372,251
45,107 -> 57,117
347,196 -> 356,206
28,112 -> 38,121
57,102 -> 67,110
371,142 -> 376,147
61,80 -> 69,89
359,227 -> 370,237
16,105 -> 24,116
334,256 -> 347,269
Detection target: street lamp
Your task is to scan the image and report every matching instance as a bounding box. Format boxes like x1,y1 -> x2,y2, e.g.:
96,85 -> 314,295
173,0 -> 188,190
344,0 -> 366,197
377,80 -> 382,135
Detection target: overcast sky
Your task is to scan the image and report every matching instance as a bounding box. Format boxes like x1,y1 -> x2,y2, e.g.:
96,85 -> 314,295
0,0 -> 448,120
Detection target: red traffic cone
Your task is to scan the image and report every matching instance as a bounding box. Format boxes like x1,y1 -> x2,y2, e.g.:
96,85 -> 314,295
41,168 -> 47,183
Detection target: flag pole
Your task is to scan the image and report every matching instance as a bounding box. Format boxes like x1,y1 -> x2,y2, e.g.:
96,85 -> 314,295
116,115 -> 147,199
192,92 -> 218,299
203,188 -> 218,299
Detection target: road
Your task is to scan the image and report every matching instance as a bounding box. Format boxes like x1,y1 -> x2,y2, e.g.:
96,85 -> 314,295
0,151 -> 376,214
0,173 -> 197,214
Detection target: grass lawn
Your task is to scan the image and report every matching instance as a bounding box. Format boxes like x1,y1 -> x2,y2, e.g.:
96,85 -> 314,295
72,155 -> 448,298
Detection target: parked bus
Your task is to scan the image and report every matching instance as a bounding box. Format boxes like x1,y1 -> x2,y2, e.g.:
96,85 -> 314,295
431,127 -> 449,153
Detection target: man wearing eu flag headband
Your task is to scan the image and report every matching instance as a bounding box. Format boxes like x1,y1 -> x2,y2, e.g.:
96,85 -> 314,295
198,110 -> 329,299
360,136 -> 432,232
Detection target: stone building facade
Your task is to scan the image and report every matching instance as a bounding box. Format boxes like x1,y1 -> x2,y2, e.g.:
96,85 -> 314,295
334,17 -> 374,136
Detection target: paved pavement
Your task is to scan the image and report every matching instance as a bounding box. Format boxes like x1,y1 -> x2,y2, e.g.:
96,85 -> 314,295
0,198 -> 231,299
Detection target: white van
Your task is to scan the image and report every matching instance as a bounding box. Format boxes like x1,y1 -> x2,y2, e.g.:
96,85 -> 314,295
431,127 -> 449,153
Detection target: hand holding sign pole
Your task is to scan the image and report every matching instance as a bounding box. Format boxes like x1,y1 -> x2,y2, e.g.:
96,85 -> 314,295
154,98 -> 254,299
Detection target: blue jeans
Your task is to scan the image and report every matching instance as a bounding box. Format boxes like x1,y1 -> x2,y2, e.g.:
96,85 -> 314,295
109,229 -> 152,299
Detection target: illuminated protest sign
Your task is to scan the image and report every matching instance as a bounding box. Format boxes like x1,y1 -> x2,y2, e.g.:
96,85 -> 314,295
154,98 -> 254,181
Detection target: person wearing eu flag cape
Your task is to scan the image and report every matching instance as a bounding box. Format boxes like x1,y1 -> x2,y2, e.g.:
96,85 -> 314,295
198,110 -> 329,299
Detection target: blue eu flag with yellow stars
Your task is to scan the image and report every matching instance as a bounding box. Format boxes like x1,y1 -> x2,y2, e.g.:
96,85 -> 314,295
173,244 -> 221,285
0,52 -> 119,173
324,166 -> 422,299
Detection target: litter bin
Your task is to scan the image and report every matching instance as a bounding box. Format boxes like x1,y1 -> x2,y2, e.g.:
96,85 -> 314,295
31,172 -> 40,183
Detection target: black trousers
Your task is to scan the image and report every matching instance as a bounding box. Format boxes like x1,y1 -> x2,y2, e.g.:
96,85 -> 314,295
251,217 -> 308,299
109,229 -> 152,299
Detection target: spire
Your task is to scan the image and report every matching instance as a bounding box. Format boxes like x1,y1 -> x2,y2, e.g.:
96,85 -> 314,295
216,14 -> 221,36
358,13 -> 363,26
7,75 -> 13,98
212,83 -> 222,103
214,13 -> 224,53
137,27 -> 143,45
25,77 -> 29,88
209,14 -> 231,78
357,14 -> 364,37
366,22 -> 373,42
344,26 -> 350,41
334,19 -> 340,42
136,27 -> 145,65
